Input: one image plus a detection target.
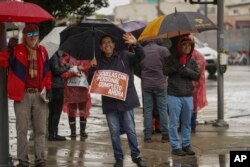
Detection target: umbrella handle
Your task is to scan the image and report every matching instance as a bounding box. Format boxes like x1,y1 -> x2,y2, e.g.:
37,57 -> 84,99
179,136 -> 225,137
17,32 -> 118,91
92,27 -> 96,58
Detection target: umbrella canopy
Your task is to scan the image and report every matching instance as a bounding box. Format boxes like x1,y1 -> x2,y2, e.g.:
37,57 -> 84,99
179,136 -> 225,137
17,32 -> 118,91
118,20 -> 147,39
40,26 -> 66,58
60,19 -> 126,60
0,1 -> 54,23
139,11 -> 217,41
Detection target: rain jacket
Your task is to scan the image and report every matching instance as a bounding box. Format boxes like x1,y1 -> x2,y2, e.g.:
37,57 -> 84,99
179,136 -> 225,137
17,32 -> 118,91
192,49 -> 208,112
0,49 -> 9,68
88,44 -> 145,114
164,35 -> 200,97
60,55 -> 92,118
0,44 -> 51,101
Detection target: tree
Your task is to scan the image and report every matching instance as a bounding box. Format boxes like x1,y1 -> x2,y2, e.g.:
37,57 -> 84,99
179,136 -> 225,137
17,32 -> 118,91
24,0 -> 109,39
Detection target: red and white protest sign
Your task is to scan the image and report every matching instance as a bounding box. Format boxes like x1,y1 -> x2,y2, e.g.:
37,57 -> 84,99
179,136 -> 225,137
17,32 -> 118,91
89,70 -> 129,101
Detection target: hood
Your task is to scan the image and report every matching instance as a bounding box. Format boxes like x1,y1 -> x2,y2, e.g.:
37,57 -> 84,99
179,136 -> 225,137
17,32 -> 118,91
177,34 -> 195,58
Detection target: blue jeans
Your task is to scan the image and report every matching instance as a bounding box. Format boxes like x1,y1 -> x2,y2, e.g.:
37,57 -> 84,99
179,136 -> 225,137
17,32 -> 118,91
106,109 -> 140,160
167,95 -> 193,150
142,89 -> 168,138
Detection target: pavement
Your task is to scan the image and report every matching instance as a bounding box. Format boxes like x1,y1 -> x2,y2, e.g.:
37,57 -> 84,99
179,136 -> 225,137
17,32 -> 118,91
7,66 -> 250,167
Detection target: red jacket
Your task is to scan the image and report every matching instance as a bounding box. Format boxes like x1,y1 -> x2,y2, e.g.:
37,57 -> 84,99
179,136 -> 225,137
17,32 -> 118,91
1,44 -> 51,101
0,49 -> 9,68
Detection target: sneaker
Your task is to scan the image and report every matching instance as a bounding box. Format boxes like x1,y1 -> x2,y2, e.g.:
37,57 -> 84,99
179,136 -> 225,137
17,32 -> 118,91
143,137 -> 152,143
114,159 -> 123,167
182,145 -> 195,155
161,134 -> 169,143
132,157 -> 147,167
191,128 -> 196,133
171,149 -> 186,156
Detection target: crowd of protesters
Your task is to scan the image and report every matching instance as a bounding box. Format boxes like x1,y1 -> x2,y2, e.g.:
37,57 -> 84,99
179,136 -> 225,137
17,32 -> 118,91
0,23 -> 208,167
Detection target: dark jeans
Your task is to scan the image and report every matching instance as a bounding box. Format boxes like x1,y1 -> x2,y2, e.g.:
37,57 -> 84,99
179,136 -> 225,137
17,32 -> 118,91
106,109 -> 140,160
142,89 -> 168,138
191,112 -> 197,130
48,88 -> 64,135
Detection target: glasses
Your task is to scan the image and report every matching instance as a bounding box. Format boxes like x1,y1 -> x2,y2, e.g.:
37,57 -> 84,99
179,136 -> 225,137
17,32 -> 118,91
26,32 -> 39,38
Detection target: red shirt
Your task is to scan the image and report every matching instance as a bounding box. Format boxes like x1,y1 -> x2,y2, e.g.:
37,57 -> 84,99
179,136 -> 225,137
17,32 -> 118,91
25,59 -> 40,88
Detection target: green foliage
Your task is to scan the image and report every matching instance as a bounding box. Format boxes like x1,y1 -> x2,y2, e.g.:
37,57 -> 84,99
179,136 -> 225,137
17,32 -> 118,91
23,0 -> 109,39
24,0 -> 109,19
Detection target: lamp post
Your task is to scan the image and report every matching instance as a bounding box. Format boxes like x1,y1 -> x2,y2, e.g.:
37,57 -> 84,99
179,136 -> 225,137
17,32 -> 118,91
213,0 -> 228,127
0,21 -> 12,167
0,0 -> 12,166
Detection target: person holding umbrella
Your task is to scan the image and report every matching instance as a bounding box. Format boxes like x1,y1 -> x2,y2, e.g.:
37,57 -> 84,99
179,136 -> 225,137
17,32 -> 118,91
0,24 -> 51,167
88,32 -> 147,167
164,34 -> 200,156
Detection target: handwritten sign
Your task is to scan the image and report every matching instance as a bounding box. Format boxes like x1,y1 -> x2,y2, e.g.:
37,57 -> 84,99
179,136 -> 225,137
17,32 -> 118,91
89,70 -> 129,101
67,73 -> 89,88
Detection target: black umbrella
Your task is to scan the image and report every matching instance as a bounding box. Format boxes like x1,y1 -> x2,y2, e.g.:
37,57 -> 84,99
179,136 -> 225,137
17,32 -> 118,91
59,19 -> 127,60
139,10 -> 217,41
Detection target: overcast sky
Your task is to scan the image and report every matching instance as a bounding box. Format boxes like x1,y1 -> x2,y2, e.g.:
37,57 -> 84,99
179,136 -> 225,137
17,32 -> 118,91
95,0 -> 130,15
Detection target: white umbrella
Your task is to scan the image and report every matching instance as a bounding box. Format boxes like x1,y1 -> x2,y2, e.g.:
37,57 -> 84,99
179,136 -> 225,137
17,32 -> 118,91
40,26 -> 66,58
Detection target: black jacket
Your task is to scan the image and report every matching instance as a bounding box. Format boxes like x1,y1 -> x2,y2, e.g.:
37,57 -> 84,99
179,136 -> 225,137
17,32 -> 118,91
88,44 -> 145,114
164,54 -> 200,97
49,52 -> 70,88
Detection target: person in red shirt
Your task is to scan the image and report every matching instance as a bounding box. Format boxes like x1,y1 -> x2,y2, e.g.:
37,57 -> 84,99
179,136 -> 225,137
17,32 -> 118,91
0,24 -> 51,167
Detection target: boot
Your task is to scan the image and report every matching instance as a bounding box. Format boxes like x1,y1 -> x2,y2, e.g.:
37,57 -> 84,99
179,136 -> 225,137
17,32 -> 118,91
80,118 -> 88,138
48,130 -> 66,141
69,116 -> 76,137
69,122 -> 76,137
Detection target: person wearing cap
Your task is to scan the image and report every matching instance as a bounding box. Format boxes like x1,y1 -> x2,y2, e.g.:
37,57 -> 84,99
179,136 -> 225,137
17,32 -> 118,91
0,24 -> 51,167
164,34 -> 200,156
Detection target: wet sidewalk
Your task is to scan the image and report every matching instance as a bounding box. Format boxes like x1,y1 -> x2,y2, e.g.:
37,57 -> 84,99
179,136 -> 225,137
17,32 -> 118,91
8,105 -> 250,167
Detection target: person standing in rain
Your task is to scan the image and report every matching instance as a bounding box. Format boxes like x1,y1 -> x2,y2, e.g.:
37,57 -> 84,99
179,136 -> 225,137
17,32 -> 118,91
140,39 -> 170,143
47,50 -> 70,141
164,34 -> 200,156
88,33 -> 147,167
60,53 -> 92,138
0,24 -> 51,167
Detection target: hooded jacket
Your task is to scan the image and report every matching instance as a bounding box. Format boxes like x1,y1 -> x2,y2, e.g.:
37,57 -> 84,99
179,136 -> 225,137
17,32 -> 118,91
164,35 -> 200,97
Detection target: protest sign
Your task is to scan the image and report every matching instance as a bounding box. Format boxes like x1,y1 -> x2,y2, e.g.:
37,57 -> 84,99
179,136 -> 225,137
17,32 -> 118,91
89,70 -> 129,101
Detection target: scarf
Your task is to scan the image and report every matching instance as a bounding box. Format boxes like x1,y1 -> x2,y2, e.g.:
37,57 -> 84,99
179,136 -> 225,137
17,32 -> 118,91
27,47 -> 38,78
